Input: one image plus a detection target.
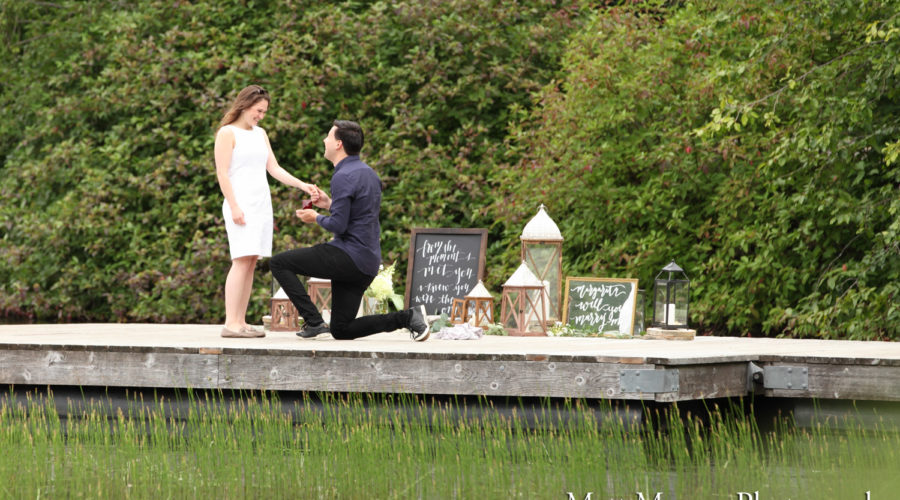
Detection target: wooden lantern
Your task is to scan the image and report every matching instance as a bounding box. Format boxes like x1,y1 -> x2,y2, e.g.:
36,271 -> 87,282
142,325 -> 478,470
464,280 -> 494,327
450,281 -> 495,326
520,204 -> 563,323
270,287 -> 299,332
450,298 -> 467,324
500,262 -> 548,336
308,277 -> 332,313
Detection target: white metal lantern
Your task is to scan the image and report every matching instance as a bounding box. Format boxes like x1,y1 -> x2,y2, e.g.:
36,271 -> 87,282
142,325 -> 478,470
651,261 -> 690,330
520,204 -> 563,323
500,261 -> 549,336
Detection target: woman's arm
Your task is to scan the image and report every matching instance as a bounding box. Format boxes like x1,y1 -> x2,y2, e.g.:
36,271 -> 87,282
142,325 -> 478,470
214,126 -> 245,225
262,130 -> 316,195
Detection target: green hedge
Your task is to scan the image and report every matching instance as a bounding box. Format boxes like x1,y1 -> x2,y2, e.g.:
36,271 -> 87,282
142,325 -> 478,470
490,0 -> 900,339
0,0 -> 585,323
1,0 -> 897,339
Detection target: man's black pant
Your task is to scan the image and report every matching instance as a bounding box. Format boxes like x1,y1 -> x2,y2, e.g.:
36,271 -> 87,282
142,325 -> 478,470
270,243 -> 410,340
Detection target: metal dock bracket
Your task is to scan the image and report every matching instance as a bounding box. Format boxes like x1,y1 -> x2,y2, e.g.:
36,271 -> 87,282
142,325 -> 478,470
762,365 -> 809,390
619,368 -> 680,394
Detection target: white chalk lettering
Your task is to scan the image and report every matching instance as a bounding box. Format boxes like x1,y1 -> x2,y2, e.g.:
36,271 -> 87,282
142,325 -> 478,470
572,283 -> 627,300
415,237 -> 479,315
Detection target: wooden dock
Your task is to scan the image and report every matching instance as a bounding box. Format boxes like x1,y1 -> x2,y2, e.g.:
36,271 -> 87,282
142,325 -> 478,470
2,324 -> 900,403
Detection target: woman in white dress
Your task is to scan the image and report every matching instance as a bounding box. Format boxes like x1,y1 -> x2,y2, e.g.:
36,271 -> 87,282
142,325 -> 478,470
214,85 -> 317,338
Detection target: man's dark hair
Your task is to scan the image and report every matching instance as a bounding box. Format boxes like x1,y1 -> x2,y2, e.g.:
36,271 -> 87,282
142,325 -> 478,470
333,120 -> 364,155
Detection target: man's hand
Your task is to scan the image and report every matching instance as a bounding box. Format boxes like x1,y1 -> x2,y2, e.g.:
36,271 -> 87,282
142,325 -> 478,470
296,209 -> 318,223
313,186 -> 331,210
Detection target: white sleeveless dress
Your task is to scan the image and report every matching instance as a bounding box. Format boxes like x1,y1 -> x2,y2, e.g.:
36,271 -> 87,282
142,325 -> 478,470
222,125 -> 273,259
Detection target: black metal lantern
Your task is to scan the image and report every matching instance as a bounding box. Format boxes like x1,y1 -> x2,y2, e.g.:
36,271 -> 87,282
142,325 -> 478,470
651,261 -> 690,330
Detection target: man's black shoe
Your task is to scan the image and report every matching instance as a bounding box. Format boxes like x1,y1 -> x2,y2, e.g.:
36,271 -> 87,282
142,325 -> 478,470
408,305 -> 431,342
297,322 -> 330,339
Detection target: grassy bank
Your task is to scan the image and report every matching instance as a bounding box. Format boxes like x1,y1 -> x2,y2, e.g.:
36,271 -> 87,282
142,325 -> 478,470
1,391 -> 898,498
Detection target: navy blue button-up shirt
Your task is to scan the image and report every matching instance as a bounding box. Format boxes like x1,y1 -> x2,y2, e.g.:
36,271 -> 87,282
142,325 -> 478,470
316,155 -> 382,276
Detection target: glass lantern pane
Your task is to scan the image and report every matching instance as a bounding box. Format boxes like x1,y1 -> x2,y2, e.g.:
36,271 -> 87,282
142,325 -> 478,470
523,288 -> 540,330
503,290 -> 521,329
521,289 -> 547,332
653,280 -> 667,324
524,243 -> 561,322
634,290 -> 645,335
525,244 -> 556,272
673,281 -> 689,325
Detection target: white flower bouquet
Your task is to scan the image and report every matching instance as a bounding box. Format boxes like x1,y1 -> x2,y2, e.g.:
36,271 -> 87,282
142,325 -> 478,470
364,263 -> 405,311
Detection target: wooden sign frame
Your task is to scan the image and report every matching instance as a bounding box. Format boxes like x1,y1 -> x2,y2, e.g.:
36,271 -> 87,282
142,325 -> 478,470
404,228 -> 488,315
562,277 -> 639,335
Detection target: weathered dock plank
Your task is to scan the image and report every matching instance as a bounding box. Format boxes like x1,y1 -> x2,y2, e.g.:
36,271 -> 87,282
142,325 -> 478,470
220,353 -> 654,399
2,324 -> 900,402
1,348 -> 218,388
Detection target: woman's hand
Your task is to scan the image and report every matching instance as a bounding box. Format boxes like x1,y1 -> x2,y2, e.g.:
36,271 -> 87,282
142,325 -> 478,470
304,182 -> 321,204
231,205 -> 246,225
301,182 -> 318,197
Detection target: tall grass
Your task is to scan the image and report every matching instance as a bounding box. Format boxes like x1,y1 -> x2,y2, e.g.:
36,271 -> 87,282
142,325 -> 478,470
1,390 -> 898,498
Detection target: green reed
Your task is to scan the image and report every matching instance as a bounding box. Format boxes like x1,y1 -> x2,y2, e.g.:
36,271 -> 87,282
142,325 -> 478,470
1,389 -> 898,499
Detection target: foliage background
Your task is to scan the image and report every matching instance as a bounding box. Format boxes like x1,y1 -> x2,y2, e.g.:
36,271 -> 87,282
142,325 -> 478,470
1,0 -> 897,339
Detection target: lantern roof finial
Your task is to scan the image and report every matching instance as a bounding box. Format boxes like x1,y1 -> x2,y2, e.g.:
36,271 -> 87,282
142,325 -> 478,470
503,261 -> 544,287
520,204 -> 563,241
655,260 -> 689,281
465,280 -> 492,298
274,287 -> 289,299
662,261 -> 683,273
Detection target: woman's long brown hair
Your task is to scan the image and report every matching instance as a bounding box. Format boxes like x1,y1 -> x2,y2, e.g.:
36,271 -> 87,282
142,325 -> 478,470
218,85 -> 270,129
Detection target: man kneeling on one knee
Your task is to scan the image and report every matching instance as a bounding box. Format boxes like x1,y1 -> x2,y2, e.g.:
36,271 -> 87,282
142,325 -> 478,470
270,120 -> 430,341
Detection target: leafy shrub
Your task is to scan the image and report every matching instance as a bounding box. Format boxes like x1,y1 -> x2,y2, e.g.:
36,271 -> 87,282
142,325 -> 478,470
2,0 -> 897,339
0,0 -> 585,323
489,0 -> 900,339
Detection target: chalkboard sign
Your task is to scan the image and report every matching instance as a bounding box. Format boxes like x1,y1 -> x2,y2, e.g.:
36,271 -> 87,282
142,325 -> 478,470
405,228 -> 488,315
562,277 -> 639,335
